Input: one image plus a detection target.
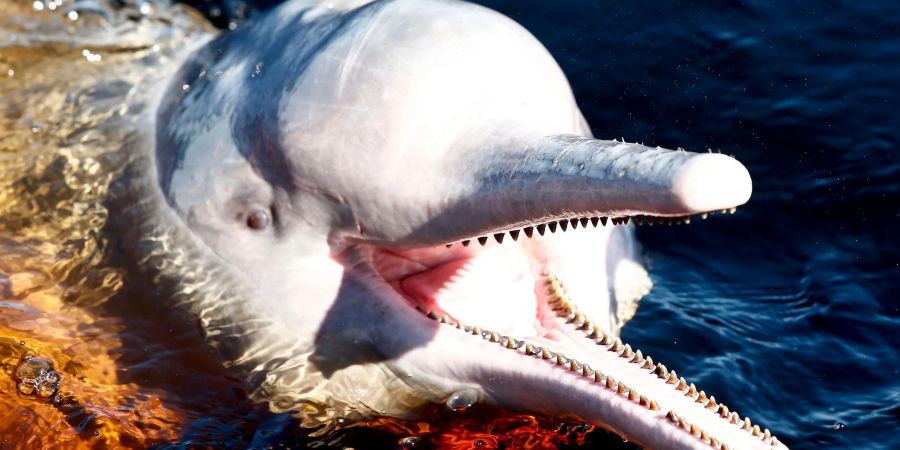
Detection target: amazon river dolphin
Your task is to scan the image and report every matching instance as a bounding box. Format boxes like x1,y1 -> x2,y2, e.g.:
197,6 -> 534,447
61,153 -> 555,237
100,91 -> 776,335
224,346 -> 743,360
113,0 -> 785,448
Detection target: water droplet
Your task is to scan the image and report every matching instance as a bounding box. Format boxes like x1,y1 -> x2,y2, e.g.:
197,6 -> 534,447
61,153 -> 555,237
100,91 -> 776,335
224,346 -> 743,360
17,380 -> 36,395
67,10 -> 78,20
445,389 -> 479,412
32,1 -> 44,11
399,436 -> 422,448
181,84 -> 190,92
832,422 -> 845,430
138,2 -> 153,15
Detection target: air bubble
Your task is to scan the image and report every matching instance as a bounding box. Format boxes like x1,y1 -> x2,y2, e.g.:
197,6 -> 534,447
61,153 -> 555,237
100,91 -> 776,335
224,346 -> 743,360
15,355 -> 61,399
399,436 -> 422,448
445,388 -> 479,412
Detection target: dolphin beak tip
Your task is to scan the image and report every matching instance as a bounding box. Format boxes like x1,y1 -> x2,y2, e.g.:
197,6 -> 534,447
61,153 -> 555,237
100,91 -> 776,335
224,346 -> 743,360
671,153 -> 753,213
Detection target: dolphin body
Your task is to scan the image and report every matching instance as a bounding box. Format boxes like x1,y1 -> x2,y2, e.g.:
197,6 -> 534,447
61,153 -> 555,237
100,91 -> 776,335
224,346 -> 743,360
115,0 -> 783,448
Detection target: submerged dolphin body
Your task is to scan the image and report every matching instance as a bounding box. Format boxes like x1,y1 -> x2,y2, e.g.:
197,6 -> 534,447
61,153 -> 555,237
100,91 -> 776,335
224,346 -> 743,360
120,0 -> 782,448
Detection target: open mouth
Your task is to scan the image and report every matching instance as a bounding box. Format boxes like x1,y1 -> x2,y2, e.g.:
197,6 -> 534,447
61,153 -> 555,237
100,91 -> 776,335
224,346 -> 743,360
369,211 -> 785,450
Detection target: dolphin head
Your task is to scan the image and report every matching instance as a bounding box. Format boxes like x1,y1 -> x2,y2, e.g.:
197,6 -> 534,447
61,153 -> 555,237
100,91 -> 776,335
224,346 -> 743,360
151,1 -> 776,448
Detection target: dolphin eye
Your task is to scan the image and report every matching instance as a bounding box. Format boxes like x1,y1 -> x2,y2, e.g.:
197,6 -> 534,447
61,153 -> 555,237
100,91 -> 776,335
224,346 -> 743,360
246,209 -> 271,230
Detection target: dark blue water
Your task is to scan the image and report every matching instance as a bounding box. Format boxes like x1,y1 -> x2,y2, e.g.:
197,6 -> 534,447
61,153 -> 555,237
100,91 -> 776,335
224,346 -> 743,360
178,1 -> 900,448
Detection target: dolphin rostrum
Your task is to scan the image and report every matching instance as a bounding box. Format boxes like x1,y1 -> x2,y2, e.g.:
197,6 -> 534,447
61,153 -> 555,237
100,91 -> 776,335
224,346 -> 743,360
115,0 -> 782,448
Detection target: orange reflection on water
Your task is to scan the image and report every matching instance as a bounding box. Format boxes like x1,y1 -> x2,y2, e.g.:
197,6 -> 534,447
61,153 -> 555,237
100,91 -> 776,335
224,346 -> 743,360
359,407 -> 593,450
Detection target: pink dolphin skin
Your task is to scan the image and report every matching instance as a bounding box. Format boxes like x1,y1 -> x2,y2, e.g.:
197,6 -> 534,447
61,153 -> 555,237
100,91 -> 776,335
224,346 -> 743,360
135,1 -> 784,448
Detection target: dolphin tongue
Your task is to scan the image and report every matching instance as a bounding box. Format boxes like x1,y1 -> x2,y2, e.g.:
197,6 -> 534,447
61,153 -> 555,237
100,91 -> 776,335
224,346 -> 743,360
359,135 -> 751,248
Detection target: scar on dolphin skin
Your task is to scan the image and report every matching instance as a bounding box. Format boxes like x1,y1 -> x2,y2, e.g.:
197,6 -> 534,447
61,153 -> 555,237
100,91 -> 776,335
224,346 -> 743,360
124,0 -> 787,449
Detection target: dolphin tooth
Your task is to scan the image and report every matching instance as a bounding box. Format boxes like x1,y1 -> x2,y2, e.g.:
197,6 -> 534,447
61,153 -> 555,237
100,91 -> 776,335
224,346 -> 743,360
631,349 -> 644,364
509,229 -> 520,241
593,371 -> 604,383
598,332 -> 612,346
505,338 -> 516,349
477,236 -> 488,246
610,338 -> 624,353
666,410 -> 678,423
488,330 -> 499,341
763,428 -> 771,440
581,364 -> 593,378
569,218 -> 579,229
590,217 -> 600,227
730,412 -> 740,424
616,382 -> 628,395
525,343 -> 536,355
462,239 -> 471,247
559,220 -> 568,231
555,354 -> 567,366
426,311 -> 438,320
729,207 -> 737,214
686,383 -> 697,398
679,418 -> 690,431
445,243 -> 453,248
642,356 -> 655,370
621,344 -> 634,359
697,390 -> 708,404
548,222 -> 558,233
579,217 -> 589,228
635,215 -> 644,225
690,423 -> 700,437
717,404 -> 729,418
677,377 -> 688,391
710,438 -> 720,448
523,226 -> 534,238
752,424 -> 761,437
654,363 -> 669,379
649,399 -> 660,411
605,376 -> 616,389
701,212 -> 709,220
568,360 -> 580,371
707,395 -> 717,410
536,224 -> 546,235
700,430 -> 710,443
666,371 -> 678,384
683,216 -> 692,224
742,417 -> 752,431
572,312 -> 585,325
639,395 -> 649,407
541,348 -> 552,360
600,217 -> 608,226
623,216 -> 630,225
494,233 -> 505,244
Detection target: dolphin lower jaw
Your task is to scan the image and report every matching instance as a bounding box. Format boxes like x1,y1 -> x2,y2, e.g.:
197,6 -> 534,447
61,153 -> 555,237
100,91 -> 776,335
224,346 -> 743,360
369,240 -> 785,450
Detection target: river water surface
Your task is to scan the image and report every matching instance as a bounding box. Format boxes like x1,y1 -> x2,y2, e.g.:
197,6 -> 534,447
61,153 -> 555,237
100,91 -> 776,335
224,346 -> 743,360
0,1 -> 897,449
